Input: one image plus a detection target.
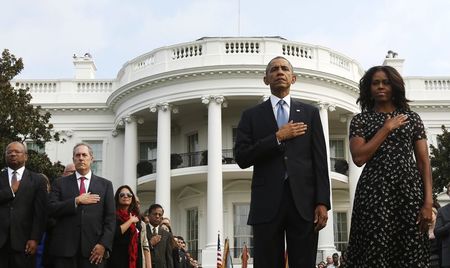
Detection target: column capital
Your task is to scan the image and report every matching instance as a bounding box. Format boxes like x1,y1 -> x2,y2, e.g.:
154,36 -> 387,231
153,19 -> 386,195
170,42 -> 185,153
317,101 -> 336,112
123,115 -> 136,124
201,95 -> 226,106
111,129 -> 119,137
339,113 -> 355,123
149,102 -> 173,113
60,129 -> 74,138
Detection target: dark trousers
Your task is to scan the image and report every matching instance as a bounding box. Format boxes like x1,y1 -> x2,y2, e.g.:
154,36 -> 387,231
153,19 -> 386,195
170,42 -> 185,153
53,247 -> 104,268
0,236 -> 36,268
253,181 -> 318,268
53,257 -> 104,268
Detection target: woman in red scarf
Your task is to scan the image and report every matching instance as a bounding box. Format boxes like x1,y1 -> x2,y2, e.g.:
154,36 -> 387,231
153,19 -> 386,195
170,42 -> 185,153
107,185 -> 151,268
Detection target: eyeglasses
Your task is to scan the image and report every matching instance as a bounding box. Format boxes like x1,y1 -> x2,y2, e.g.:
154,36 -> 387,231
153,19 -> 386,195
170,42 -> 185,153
119,192 -> 133,198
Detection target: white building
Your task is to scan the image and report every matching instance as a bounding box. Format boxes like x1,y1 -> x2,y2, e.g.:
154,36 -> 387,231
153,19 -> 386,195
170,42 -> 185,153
13,37 -> 450,267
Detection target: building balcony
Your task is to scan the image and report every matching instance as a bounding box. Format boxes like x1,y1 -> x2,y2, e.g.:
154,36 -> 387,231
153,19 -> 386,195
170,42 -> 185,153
137,149 -> 236,176
137,149 -> 346,176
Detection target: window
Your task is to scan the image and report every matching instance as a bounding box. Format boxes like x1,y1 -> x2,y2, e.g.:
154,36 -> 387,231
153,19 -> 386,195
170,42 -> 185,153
330,139 -> 347,175
333,211 -> 348,252
186,208 -> 199,259
83,141 -> 103,176
26,141 -> 45,154
187,133 -> 199,166
233,204 -> 253,259
139,141 -> 157,161
232,127 -> 237,145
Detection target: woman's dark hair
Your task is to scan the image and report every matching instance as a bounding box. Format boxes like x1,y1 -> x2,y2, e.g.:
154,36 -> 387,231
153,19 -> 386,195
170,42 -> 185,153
114,185 -> 140,215
357,65 -> 410,112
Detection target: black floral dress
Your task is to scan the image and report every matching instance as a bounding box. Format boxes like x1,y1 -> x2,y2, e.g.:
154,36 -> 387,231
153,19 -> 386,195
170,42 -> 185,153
344,109 -> 430,268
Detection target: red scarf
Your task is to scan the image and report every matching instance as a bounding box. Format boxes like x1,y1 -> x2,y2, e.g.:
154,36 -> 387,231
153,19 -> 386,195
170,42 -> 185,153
116,209 -> 138,268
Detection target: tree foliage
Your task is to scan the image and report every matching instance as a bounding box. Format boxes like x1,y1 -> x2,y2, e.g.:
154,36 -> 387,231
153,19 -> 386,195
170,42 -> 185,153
430,125 -> 450,195
0,49 -> 63,180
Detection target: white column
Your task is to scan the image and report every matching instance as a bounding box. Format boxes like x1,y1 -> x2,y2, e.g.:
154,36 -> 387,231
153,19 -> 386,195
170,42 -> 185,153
201,95 -> 224,268
151,103 -> 172,218
317,102 -> 336,258
123,116 -> 138,193
111,129 -> 124,191
346,114 -> 362,215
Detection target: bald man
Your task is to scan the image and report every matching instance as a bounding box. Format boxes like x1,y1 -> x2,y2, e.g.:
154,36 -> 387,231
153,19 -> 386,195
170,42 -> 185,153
62,163 -> 76,177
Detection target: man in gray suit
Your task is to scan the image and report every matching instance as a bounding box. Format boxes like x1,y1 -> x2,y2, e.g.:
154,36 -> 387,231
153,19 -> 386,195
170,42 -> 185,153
434,184 -> 450,268
48,142 -> 115,268
147,204 -> 174,268
0,141 -> 48,268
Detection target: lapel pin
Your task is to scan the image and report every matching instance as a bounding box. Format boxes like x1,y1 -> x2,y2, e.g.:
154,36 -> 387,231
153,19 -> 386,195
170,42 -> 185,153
296,109 -> 301,112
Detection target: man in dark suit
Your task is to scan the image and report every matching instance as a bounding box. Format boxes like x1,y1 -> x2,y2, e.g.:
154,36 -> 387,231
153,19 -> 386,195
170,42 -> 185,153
0,141 -> 48,268
146,204 -> 174,268
234,56 -> 331,268
434,184 -> 450,268
48,142 -> 115,268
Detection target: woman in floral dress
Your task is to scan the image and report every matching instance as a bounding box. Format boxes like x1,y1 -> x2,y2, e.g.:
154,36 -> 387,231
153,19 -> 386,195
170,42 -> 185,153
344,65 -> 433,267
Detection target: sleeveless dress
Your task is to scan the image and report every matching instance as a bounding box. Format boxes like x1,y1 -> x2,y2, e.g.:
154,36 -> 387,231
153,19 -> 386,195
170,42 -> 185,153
344,109 -> 430,267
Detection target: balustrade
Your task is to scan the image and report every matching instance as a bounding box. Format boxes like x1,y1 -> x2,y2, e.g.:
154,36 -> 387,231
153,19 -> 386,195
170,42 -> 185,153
330,53 -> 350,70
77,81 -> 114,92
14,81 -> 57,93
225,41 -> 260,54
425,79 -> 450,90
282,43 -> 313,59
172,45 -> 202,59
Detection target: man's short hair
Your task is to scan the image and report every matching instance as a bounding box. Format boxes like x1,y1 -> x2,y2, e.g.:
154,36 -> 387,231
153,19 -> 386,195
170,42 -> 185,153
148,203 -> 164,214
265,56 -> 294,75
73,142 -> 94,157
5,141 -> 27,157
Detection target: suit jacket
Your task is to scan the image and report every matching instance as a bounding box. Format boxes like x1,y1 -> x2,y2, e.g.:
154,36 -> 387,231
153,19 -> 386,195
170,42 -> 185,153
234,98 -> 330,224
147,224 -> 174,268
0,168 -> 47,251
48,173 -> 115,258
434,203 -> 450,266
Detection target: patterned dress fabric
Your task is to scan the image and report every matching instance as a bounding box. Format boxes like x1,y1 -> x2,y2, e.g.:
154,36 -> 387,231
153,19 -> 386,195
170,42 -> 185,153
344,109 -> 430,267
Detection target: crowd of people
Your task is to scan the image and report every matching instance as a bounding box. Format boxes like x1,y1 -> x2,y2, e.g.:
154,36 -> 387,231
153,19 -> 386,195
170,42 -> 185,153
316,252 -> 343,268
0,141 -> 200,268
2,55 -> 450,268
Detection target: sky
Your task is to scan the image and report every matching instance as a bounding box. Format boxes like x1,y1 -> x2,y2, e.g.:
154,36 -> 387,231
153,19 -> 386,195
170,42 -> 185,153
1,0 -> 450,79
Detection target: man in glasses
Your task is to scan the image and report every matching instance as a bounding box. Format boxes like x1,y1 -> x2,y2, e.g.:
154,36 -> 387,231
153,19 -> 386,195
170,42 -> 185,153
48,142 -> 115,268
0,141 -> 48,268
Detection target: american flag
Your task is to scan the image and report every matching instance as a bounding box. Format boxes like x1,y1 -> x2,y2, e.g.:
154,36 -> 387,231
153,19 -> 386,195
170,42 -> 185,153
241,243 -> 249,268
217,233 -> 222,268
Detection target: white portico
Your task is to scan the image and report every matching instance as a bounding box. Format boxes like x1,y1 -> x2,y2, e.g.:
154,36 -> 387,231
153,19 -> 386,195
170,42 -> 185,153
13,37 -> 450,267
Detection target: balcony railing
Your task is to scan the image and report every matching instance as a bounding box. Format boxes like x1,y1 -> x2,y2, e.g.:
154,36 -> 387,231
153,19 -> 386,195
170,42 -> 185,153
330,157 -> 348,175
138,151 -> 347,176
137,149 -> 237,175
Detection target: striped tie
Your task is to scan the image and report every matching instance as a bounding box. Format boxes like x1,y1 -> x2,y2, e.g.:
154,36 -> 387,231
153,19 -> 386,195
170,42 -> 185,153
277,100 -> 288,128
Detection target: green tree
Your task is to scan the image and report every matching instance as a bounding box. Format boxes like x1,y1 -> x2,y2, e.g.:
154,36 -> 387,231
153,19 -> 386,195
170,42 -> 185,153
0,49 -> 64,180
430,125 -> 450,195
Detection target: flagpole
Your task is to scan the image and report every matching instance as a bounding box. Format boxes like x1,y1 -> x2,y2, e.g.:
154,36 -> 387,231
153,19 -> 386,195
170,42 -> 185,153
238,0 -> 241,36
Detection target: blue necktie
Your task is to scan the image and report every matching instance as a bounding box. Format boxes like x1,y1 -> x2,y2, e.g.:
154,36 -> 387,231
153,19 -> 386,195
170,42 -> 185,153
277,100 -> 288,128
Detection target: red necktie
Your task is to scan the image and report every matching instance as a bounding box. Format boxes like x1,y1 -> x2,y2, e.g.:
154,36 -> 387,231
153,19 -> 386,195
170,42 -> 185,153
79,177 -> 86,194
